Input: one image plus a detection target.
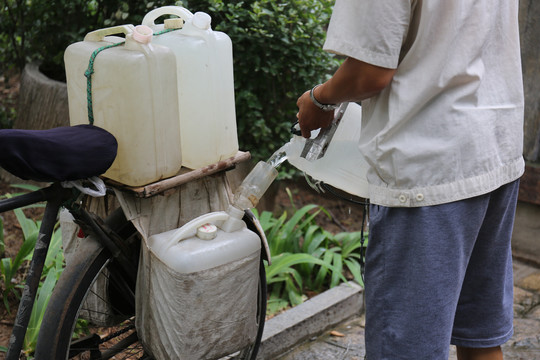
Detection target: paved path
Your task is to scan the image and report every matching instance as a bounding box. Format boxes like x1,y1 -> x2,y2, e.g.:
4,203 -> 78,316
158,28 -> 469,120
276,259 -> 540,360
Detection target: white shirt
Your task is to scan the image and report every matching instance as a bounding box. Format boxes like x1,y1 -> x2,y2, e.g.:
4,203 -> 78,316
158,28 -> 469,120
324,0 -> 524,207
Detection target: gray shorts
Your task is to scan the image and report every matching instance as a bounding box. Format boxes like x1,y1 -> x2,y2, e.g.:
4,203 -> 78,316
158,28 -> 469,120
364,180 -> 519,360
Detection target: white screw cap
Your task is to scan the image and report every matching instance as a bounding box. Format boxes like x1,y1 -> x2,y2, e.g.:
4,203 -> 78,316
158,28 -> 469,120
192,12 -> 211,30
132,25 -> 153,44
197,223 -> 218,240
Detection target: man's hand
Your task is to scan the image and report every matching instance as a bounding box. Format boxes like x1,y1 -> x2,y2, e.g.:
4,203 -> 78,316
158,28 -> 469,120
296,90 -> 334,138
295,57 -> 396,138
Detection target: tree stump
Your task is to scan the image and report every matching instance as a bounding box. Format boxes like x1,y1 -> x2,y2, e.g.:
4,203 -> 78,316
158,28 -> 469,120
14,62 -> 69,130
0,63 -> 70,183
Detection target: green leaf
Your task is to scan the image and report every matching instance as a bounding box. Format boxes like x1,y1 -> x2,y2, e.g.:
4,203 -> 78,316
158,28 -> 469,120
266,295 -> 289,315
344,259 -> 363,287
313,248 -> 339,289
330,252 -> 343,288
1,257 -> 14,283
285,277 -> 304,306
13,232 -> 38,270
13,206 -> 39,241
0,216 -> 4,255
24,266 -> 60,352
266,253 -> 322,279
44,226 -> 64,270
10,184 -> 41,192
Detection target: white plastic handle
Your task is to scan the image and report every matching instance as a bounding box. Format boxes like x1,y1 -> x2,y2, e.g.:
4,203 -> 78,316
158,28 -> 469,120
170,211 -> 229,243
142,6 -> 194,27
61,176 -> 107,197
84,24 -> 135,42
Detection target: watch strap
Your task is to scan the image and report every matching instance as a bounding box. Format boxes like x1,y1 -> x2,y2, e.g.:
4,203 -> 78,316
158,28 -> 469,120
310,84 -> 339,111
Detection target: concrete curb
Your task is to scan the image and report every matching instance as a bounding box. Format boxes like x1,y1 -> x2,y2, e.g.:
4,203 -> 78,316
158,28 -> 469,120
257,281 -> 364,360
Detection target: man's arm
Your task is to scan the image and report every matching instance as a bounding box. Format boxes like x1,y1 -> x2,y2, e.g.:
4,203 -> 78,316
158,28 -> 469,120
296,57 -> 396,138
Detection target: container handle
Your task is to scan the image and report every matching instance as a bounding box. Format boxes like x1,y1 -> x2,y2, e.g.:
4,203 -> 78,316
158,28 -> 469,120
84,24 -> 135,42
170,211 -> 229,243
142,6 -> 194,27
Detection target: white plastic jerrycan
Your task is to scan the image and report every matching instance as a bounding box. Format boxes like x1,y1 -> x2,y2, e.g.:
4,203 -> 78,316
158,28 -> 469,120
286,102 -> 370,198
64,24 -> 182,187
142,6 -> 239,169
138,206 -> 261,358
147,205 -> 260,273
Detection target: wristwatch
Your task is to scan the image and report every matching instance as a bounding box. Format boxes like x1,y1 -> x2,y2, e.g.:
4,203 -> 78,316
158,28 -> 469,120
310,84 -> 339,111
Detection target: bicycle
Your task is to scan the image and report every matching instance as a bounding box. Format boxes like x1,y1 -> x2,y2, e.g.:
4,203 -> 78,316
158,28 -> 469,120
0,125 -> 267,359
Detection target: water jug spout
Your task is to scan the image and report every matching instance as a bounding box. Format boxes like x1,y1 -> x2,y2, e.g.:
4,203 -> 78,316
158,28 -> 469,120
221,205 -> 246,233
231,161 -> 278,211
300,102 -> 349,162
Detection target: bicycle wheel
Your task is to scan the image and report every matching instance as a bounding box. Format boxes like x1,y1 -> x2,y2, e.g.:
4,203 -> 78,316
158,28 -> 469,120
35,208 -> 144,359
35,211 -> 267,360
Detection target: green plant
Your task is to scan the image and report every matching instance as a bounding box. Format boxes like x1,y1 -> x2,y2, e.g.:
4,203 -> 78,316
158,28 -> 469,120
0,200 -> 40,313
255,188 -> 367,315
0,185 -> 50,311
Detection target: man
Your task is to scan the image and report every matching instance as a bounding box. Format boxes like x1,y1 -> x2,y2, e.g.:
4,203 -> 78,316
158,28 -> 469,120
296,1 -> 524,359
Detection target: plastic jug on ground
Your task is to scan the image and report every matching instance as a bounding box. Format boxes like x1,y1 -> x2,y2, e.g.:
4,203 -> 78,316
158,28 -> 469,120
142,6 -> 239,169
64,24 -> 182,186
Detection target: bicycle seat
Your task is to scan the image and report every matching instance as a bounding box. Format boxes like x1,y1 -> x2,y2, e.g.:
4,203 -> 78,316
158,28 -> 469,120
0,125 -> 117,182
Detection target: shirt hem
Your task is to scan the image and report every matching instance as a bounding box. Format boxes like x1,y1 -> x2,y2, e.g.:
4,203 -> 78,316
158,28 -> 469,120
367,157 -> 525,207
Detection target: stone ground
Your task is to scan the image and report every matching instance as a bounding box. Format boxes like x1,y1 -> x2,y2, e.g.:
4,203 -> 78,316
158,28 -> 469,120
276,259 -> 540,360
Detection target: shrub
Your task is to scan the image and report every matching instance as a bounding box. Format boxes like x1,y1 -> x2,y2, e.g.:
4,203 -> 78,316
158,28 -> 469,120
0,0 -> 180,80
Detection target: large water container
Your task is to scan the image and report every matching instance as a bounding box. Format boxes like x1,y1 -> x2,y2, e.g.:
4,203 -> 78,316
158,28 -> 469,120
286,102 -> 370,198
64,25 -> 182,186
136,207 -> 261,359
142,6 -> 239,169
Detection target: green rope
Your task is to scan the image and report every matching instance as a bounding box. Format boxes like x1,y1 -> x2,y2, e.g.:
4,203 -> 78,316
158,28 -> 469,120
84,41 -> 124,125
154,28 -> 177,36
83,28 -> 177,125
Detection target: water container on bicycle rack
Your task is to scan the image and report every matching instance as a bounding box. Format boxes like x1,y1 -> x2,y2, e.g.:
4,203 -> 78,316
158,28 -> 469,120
142,6 -> 239,169
64,24 -> 182,187
136,206 -> 261,359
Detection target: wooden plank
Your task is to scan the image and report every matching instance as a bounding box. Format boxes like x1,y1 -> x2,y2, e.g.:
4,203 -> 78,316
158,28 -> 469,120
108,151 -> 251,198
519,163 -> 540,205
